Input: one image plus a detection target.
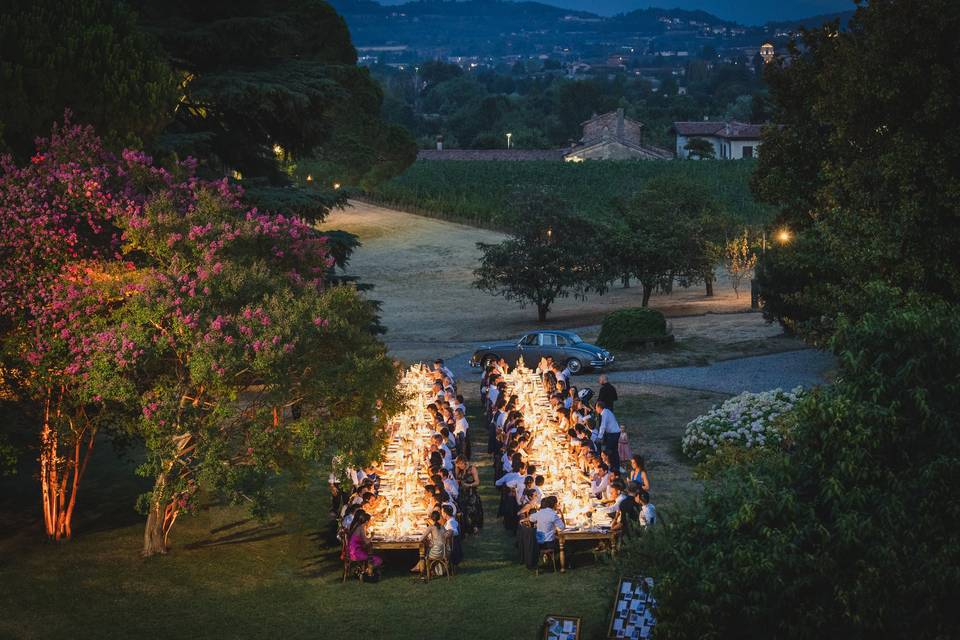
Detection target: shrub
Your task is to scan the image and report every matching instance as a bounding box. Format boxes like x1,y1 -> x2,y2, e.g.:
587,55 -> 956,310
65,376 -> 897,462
597,308 -> 667,350
619,299 -> 960,639
681,388 -> 804,462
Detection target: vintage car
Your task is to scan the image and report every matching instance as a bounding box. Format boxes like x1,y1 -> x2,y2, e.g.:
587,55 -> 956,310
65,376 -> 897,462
469,330 -> 614,375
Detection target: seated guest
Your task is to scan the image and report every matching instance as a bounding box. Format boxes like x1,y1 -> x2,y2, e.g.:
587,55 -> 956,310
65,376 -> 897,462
341,503 -> 360,532
346,510 -> 382,574
411,510 -> 448,574
591,462 -> 610,498
442,504 -> 463,565
628,455 -> 651,493
517,488 -> 541,517
528,496 -> 565,549
434,358 -> 456,386
440,467 -> 459,500
614,482 -> 641,538
638,491 -> 657,527
604,479 -> 627,516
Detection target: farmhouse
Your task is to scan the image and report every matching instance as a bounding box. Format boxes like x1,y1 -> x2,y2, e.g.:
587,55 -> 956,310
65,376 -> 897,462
671,121 -> 764,159
564,109 -> 673,161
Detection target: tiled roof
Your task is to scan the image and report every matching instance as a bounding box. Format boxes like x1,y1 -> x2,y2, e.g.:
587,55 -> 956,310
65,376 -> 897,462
672,121 -> 725,136
564,140 -> 673,160
671,121 -> 764,139
417,149 -> 567,161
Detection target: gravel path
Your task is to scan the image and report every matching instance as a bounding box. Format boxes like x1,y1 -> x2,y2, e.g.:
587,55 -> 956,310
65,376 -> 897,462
607,349 -> 836,394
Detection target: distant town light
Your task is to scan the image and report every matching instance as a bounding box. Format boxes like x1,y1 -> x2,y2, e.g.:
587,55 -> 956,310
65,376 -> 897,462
272,143 -> 284,159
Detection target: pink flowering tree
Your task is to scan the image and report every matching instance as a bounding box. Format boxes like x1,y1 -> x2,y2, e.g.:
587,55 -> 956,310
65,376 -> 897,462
105,163 -> 400,556
0,117 -> 140,540
2,117 -> 400,550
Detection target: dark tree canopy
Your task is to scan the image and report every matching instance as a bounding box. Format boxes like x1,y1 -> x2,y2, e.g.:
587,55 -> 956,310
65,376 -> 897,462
136,0 -> 416,220
752,0 -> 960,337
624,292 -> 960,639
0,0 -> 178,158
473,193 -> 606,321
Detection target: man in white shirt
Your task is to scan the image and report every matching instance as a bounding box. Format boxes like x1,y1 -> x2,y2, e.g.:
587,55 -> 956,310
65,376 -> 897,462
528,496 -> 565,546
604,480 -> 627,516
495,468 -> 523,492
440,468 -> 459,499
434,359 -> 456,387
442,504 -> 460,536
595,400 -> 622,471
591,462 -> 610,499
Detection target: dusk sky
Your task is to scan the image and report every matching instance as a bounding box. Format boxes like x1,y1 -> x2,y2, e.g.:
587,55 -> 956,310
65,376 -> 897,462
376,0 -> 858,25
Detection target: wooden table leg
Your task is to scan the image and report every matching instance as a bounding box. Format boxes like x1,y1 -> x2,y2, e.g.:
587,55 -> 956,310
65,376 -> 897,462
559,536 -> 566,572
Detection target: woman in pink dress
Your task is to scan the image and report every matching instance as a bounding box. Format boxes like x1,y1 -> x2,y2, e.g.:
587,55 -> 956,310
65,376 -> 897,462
347,510 -> 383,569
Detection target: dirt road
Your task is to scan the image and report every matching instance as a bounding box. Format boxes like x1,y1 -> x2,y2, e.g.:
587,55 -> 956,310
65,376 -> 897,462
321,200 -> 760,362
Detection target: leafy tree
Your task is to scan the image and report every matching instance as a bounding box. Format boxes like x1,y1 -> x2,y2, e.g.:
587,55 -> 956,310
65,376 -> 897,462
724,230 -> 757,298
607,176 -> 723,305
0,0 -> 178,159
0,118 -> 141,540
620,292 -> 960,638
474,194 -> 606,321
137,0 -> 415,220
95,155 -> 401,556
752,0 -> 960,337
683,137 -> 715,159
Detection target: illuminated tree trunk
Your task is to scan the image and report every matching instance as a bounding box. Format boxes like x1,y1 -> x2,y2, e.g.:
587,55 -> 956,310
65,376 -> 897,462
39,386 -> 96,541
142,432 -> 194,557
142,480 -> 177,557
705,271 -> 715,297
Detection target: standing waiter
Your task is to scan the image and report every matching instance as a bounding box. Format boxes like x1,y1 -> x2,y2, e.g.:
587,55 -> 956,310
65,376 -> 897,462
597,374 -> 618,412
595,400 -> 622,472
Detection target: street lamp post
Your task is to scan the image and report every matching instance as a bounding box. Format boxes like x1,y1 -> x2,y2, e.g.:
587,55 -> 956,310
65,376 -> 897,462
506,132 -> 513,149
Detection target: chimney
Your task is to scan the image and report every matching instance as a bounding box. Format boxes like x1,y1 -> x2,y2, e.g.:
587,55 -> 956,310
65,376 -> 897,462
616,108 -> 625,140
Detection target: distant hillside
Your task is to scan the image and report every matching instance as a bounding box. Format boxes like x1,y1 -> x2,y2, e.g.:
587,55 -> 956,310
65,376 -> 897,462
766,9 -> 855,30
331,0 -> 853,50
617,7 -> 738,28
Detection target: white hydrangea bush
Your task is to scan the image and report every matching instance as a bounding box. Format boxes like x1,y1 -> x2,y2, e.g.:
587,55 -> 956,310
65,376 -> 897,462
682,387 -> 805,461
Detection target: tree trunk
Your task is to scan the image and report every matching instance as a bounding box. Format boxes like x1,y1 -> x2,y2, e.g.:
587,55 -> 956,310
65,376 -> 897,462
38,386 -> 95,542
641,283 -> 653,307
142,432 -> 195,557
536,303 -> 549,322
621,275 -> 630,288
705,272 -> 715,297
142,474 -> 179,557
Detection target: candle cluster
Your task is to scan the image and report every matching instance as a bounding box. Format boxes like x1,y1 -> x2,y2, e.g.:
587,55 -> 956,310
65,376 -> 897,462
367,364 -> 438,541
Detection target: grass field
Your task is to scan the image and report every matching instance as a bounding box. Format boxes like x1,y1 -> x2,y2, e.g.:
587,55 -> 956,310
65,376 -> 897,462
0,390 -> 723,639
367,159 -> 775,229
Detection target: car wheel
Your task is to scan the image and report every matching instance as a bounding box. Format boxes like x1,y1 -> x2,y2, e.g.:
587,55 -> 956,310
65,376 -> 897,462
482,354 -> 498,369
565,358 -> 583,374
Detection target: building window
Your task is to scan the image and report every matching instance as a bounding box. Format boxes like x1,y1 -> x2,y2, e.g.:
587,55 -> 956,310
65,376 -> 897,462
743,145 -> 753,158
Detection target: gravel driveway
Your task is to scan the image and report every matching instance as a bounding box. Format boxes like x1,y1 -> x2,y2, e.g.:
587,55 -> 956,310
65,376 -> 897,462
607,349 -> 836,394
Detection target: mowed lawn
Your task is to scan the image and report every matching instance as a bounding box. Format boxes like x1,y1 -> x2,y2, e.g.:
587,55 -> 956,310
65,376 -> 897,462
0,389 -> 723,640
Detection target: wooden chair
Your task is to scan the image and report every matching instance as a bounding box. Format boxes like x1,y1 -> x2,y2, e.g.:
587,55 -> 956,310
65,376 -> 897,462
536,545 -> 558,575
425,534 -> 453,582
340,537 -> 370,583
